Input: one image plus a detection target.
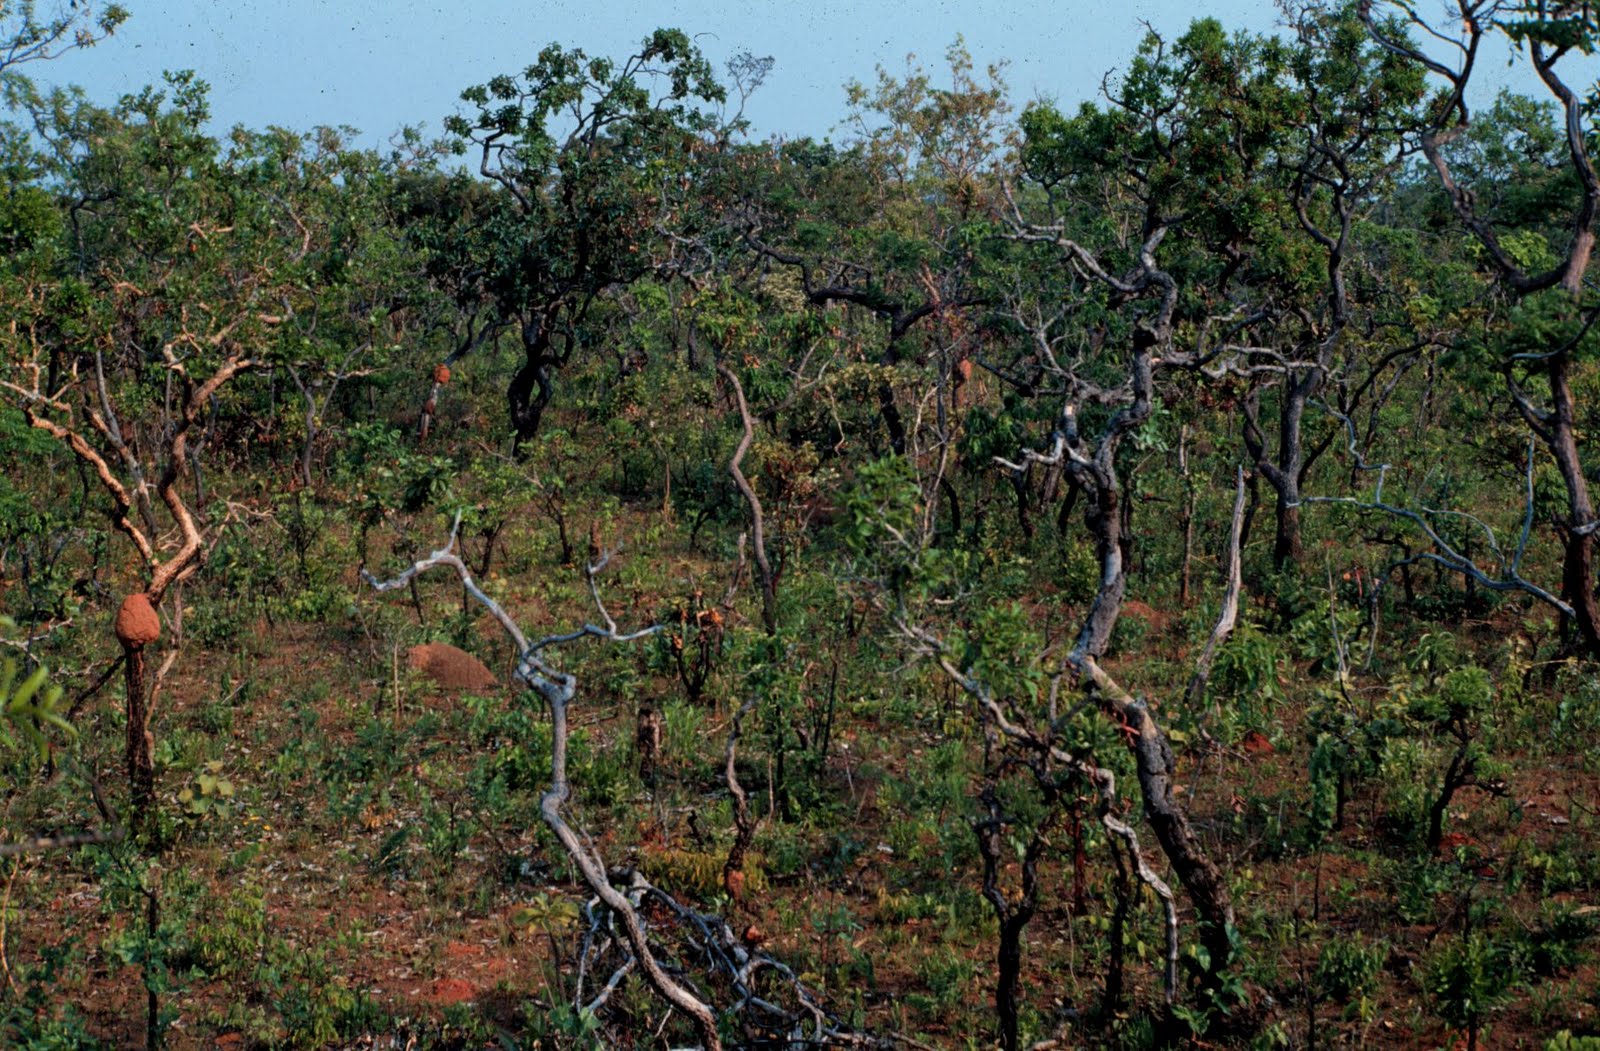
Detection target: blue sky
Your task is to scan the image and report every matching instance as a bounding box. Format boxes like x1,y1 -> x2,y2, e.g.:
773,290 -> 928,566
27,1 -> 1572,147
30,1 -> 1284,144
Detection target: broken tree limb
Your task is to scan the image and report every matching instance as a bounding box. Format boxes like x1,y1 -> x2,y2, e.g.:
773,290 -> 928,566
361,516 -> 718,1047
363,515 -> 890,1049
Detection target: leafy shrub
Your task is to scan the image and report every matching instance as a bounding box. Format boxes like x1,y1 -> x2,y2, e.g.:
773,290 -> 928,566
1315,935 -> 1386,1001
1547,1032 -> 1600,1050
1055,535 -> 1100,605
1509,904 -> 1595,979
1382,856 -> 1462,924
1424,931 -> 1512,1047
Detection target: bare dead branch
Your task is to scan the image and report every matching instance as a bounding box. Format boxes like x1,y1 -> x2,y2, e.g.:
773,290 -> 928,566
717,363 -> 777,635
364,521 -> 715,1046
1185,466 -> 1248,707
0,827 -> 125,858
362,518 -> 888,1049
1300,410 -> 1571,616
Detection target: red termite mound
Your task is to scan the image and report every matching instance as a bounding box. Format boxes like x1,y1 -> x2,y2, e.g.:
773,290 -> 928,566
405,642 -> 497,691
114,593 -> 160,647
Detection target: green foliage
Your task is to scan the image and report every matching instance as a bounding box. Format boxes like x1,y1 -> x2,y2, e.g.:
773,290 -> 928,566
176,760 -> 235,818
1055,534 -> 1101,605
1408,665 -> 1492,726
1315,935 -> 1386,1002
841,456 -> 921,559
1177,921 -> 1248,1033
1424,931 -> 1512,1041
1555,675 -> 1600,739
423,29 -> 728,439
1382,856 -> 1464,924
0,1 -> 128,83
1508,903 -> 1596,979
956,602 -> 1045,704
1210,626 -> 1285,708
0,619 -> 74,768
906,946 -> 977,1014
0,990 -> 103,1050
3,7 -> 1600,1048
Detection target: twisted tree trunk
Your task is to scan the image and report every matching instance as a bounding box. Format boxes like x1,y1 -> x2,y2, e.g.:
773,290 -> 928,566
1548,354 -> 1600,658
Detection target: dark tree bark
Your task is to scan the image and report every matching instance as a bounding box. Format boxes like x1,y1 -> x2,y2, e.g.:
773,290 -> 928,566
1275,492 -> 1303,570
938,475 -> 963,540
1178,425 -> 1195,606
508,356 -> 556,451
998,220 -> 1239,986
635,704 -> 662,784
1104,828 -> 1133,1011
1548,354 -> 1600,656
722,698 -> 757,904
875,374 -> 907,456
1010,464 -> 1035,539
975,776 -> 1048,1051
994,912 -> 1029,1051
1244,370 -> 1318,573
122,642 -> 153,836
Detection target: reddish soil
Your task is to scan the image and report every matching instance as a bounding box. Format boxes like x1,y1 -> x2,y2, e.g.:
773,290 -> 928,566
424,977 -> 477,1006
1121,599 -> 1172,632
1240,730 -> 1274,754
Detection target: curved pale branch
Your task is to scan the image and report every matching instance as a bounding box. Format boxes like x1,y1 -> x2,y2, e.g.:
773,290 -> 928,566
361,517 -> 928,1049
894,619 -> 1182,1005
1299,409 -> 1572,616
1185,466 -> 1247,707
717,363 -> 777,635
363,520 -> 715,1047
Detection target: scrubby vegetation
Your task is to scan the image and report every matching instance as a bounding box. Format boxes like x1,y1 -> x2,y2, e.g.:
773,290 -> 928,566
4,1 -> 1600,1048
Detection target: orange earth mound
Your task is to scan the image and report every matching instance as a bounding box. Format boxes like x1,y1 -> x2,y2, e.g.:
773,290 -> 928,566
114,593 -> 160,647
405,642 -> 497,691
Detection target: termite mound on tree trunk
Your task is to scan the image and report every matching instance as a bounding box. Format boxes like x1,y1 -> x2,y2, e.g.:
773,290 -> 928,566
115,592 -> 160,838
114,593 -> 160,648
